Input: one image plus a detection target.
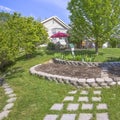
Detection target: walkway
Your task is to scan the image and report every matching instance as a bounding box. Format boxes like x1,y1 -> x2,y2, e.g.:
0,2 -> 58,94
0,83 -> 17,120
44,88 -> 109,120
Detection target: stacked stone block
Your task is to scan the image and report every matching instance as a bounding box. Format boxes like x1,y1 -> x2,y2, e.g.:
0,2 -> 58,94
30,64 -> 120,88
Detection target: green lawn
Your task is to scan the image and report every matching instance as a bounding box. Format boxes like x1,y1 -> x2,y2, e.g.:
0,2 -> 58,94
0,48 -> 120,120
0,87 -> 8,111
0,48 -> 74,120
54,48 -> 120,62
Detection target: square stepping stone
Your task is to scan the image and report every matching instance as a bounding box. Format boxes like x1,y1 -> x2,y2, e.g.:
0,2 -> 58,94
61,114 -> 76,120
50,103 -> 63,111
78,113 -> 93,120
3,103 -> 14,111
96,113 -> 109,120
93,91 -> 101,95
97,103 -> 108,110
7,97 -> 17,103
80,90 -> 88,95
44,114 -> 58,120
67,103 -> 79,111
92,97 -> 101,102
0,110 -> 10,120
5,90 -> 13,95
82,103 -> 93,110
68,90 -> 77,94
63,96 -> 74,102
78,97 -> 89,102
4,88 -> 13,92
8,94 -> 16,98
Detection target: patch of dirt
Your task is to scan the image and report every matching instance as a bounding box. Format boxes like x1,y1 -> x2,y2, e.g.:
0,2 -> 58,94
108,67 -> 120,78
35,63 -> 102,78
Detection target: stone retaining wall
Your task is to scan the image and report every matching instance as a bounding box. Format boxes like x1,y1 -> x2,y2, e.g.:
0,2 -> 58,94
53,58 -> 120,68
30,64 -> 120,88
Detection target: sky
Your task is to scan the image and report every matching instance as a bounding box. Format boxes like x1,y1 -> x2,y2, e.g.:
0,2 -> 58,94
0,0 -> 70,24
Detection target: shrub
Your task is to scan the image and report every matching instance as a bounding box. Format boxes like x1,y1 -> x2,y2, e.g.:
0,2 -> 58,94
47,42 -> 56,50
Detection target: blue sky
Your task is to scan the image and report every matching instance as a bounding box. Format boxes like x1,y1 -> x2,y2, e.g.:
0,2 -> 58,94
0,0 -> 70,24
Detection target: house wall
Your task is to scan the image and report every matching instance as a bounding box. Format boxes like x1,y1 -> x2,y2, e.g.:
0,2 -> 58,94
43,19 -> 68,38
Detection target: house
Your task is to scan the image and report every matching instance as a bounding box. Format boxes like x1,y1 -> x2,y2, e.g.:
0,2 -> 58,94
41,16 -> 70,45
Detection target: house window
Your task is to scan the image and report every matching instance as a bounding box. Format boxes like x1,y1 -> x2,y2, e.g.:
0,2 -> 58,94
52,28 -> 56,34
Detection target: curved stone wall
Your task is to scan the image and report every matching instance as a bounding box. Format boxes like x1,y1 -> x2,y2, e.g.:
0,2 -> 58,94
53,58 -> 120,68
30,64 -> 120,88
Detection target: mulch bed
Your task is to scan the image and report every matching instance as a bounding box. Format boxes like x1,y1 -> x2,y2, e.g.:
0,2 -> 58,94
35,63 -> 120,78
107,67 -> 120,78
35,63 -> 102,78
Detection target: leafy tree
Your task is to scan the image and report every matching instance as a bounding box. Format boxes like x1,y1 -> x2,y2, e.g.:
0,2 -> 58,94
67,0 -> 120,54
0,12 -> 48,70
0,12 -> 11,22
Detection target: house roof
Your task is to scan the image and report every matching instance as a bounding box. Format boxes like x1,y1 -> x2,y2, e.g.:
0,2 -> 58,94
41,16 -> 70,30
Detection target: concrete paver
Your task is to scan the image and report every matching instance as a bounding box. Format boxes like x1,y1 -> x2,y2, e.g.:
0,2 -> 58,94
92,97 -> 101,102
63,96 -> 74,101
44,114 -> 58,120
61,114 -> 76,120
78,113 -> 93,120
82,103 -> 93,110
7,97 -> 17,103
0,111 -> 10,120
80,90 -> 88,95
1,83 -> 16,120
93,91 -> 101,95
44,89 -> 109,120
3,103 -> 14,111
96,113 -> 109,120
78,96 -> 89,102
68,90 -> 77,94
50,103 -> 63,111
67,103 -> 79,111
97,103 -> 108,110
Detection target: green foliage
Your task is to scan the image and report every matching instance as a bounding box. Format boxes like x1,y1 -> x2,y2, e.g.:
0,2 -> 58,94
0,48 -> 73,120
47,42 -> 56,50
0,48 -> 120,120
54,48 -> 120,62
67,0 -> 120,54
0,12 -> 48,70
54,51 -> 96,62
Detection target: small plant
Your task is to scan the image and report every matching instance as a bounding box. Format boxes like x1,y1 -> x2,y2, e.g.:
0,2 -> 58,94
75,55 -> 82,61
47,42 -> 56,50
54,52 -> 96,62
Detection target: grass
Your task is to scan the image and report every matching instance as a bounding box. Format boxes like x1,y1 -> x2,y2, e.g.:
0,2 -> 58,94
0,87 -> 8,111
0,48 -> 120,120
102,86 -> 120,120
54,48 -> 120,62
0,48 -> 74,120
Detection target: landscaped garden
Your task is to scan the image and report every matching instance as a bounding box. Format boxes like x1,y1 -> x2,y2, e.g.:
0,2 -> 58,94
54,48 -> 120,62
0,0 -> 120,119
0,48 -> 120,120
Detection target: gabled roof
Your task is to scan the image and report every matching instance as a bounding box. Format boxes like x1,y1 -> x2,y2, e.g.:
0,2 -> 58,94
41,16 -> 70,30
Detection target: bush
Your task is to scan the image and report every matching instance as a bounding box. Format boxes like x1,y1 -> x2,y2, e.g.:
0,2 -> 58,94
47,42 -> 56,50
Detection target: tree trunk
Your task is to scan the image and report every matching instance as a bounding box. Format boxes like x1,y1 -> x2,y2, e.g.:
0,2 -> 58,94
95,40 -> 99,55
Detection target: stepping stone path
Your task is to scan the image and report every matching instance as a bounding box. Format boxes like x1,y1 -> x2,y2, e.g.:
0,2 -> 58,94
44,89 -> 109,120
0,83 -> 17,120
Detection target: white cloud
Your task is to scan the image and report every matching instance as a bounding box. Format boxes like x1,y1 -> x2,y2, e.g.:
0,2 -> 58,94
0,5 -> 14,13
35,0 -> 70,10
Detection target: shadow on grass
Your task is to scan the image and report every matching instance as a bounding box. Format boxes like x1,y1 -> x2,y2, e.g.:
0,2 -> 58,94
105,57 -> 120,62
1,66 -> 24,80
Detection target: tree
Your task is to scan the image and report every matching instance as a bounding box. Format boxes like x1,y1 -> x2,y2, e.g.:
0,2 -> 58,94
67,0 -> 120,54
0,12 -> 48,70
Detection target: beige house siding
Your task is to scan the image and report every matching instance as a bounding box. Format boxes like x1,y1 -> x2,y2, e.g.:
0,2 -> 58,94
41,16 -> 70,38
